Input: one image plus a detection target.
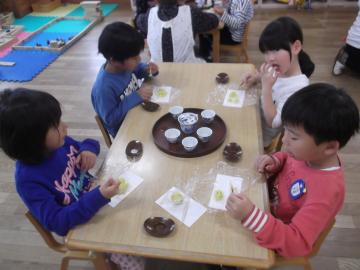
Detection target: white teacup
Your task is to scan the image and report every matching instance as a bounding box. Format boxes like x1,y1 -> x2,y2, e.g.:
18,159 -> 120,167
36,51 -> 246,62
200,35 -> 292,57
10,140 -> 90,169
164,128 -> 181,143
201,109 -> 216,124
196,127 -> 213,142
169,106 -> 184,120
182,136 -> 198,152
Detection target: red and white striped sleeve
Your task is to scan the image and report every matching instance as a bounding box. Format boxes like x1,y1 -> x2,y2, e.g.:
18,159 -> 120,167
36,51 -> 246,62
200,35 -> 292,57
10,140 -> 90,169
242,206 -> 269,233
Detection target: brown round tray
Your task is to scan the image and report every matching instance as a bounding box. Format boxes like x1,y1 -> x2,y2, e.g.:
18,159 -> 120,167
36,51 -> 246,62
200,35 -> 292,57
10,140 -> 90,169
152,108 -> 227,158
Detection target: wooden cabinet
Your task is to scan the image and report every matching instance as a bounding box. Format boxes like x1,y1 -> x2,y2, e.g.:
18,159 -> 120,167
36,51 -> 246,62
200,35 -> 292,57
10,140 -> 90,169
10,0 -> 32,18
31,0 -> 61,12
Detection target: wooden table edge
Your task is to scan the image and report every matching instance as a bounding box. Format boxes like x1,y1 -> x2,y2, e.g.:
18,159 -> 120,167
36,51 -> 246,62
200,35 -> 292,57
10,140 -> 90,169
65,238 -> 274,268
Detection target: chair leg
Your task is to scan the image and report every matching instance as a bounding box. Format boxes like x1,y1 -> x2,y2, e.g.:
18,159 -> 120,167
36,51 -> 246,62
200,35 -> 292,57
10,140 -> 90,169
60,257 -> 70,270
304,261 -> 312,270
243,51 -> 249,63
92,252 -> 114,270
238,52 -> 242,63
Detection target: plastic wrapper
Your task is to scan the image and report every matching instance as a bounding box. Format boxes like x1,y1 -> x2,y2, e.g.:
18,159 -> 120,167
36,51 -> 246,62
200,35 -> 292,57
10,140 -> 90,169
174,161 -> 263,213
206,82 -> 261,107
148,84 -> 182,105
97,156 -> 134,182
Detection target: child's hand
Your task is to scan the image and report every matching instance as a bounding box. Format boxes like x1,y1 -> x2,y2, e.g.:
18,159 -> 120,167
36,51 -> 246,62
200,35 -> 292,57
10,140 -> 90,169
99,178 -> 119,199
148,62 -> 159,77
240,70 -> 260,89
255,154 -> 279,174
213,6 -> 224,15
226,193 -> 254,221
76,151 -> 97,171
138,85 -> 153,101
259,63 -> 279,92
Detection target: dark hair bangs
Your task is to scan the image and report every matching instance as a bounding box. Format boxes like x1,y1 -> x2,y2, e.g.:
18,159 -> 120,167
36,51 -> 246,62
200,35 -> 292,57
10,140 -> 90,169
0,88 -> 62,164
282,83 -> 360,147
98,22 -> 145,62
259,23 -> 291,54
111,32 -> 144,62
281,95 -> 332,145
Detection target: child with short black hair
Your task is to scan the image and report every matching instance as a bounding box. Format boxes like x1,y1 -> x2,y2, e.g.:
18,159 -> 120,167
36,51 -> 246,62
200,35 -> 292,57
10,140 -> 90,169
0,88 -> 145,270
92,21 -> 159,138
242,17 -> 315,150
226,83 -> 359,257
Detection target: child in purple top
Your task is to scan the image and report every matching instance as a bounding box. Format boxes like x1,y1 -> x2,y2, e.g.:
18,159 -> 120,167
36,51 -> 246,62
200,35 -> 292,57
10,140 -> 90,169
0,88 -> 144,270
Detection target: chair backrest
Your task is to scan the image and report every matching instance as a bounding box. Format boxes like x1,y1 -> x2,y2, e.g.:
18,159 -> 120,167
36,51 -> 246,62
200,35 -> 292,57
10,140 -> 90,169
274,219 -> 336,269
309,219 -> 335,257
220,21 -> 251,63
241,21 -> 250,51
25,211 -> 67,253
95,115 -> 112,148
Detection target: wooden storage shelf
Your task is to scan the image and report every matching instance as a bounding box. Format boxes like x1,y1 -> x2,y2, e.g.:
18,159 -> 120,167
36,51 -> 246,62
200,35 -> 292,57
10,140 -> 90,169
31,0 -> 61,12
10,0 -> 32,18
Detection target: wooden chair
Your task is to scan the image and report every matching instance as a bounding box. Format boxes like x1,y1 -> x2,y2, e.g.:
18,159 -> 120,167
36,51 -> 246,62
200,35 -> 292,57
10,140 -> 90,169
264,130 -> 284,154
25,211 -> 114,270
220,21 -> 251,63
257,219 -> 336,270
95,115 -> 112,148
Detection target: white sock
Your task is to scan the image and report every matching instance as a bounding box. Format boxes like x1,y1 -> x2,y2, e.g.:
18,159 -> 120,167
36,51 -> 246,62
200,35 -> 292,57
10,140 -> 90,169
333,61 -> 345,75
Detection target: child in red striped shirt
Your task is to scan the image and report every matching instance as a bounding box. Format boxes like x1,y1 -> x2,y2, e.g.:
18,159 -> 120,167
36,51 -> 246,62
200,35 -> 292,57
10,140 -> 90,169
226,83 -> 359,257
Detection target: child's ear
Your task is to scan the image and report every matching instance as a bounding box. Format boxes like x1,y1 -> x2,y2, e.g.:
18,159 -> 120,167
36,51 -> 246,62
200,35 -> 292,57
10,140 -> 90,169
323,140 -> 340,156
292,40 -> 302,55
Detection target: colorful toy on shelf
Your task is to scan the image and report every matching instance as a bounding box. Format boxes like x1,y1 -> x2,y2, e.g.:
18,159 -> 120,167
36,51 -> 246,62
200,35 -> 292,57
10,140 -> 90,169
80,1 -> 103,20
47,38 -> 66,48
0,13 -> 14,27
0,24 -> 23,50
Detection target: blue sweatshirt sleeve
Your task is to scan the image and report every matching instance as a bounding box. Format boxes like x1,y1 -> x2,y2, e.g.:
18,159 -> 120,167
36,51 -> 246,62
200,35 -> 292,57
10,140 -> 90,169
18,180 -> 109,236
134,62 -> 149,79
97,85 -> 143,136
65,136 -> 100,156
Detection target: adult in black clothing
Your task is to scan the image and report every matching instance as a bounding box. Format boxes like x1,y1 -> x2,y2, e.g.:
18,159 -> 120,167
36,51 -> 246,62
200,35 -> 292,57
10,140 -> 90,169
136,0 -> 219,62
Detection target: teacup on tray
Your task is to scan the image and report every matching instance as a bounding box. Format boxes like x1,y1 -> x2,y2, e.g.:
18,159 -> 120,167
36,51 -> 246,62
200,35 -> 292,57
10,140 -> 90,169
164,128 -> 181,143
196,127 -> 213,142
169,106 -> 184,120
178,112 -> 198,134
201,109 -> 216,124
182,136 -> 198,152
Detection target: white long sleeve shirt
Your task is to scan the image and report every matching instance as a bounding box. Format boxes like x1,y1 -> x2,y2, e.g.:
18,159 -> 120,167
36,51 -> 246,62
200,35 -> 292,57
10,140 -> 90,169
261,74 -> 309,147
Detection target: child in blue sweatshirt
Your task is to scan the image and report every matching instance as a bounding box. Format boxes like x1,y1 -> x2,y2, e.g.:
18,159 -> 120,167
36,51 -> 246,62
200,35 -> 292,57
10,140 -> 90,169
92,22 -> 159,138
0,88 -> 145,270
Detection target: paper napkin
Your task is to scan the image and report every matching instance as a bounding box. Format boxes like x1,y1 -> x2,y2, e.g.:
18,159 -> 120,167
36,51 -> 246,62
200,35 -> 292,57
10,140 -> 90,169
109,171 -> 144,207
208,174 -> 243,210
223,89 -> 245,108
156,187 -> 207,227
151,86 -> 172,103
